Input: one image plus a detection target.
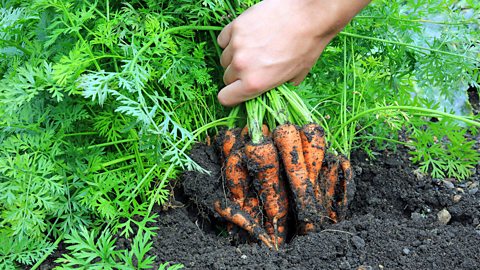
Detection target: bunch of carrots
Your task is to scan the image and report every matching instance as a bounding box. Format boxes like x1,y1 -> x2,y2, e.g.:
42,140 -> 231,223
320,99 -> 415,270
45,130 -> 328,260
213,85 -> 354,250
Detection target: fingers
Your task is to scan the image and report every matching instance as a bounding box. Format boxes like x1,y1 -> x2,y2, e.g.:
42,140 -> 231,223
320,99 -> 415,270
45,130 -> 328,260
290,69 -> 310,86
223,64 -> 240,86
217,23 -> 233,48
220,45 -> 233,68
218,80 -> 260,107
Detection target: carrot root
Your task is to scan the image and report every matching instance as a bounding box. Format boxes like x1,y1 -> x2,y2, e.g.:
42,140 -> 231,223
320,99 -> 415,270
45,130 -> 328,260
273,124 -> 318,225
300,123 -> 325,193
214,199 -> 273,249
245,139 -> 288,249
222,128 -> 242,162
225,149 -> 249,208
335,155 -> 355,221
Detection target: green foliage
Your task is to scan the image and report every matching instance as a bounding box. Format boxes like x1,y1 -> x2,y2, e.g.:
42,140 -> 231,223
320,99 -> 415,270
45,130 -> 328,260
0,0 -> 479,268
0,0 -> 227,267
55,226 -> 160,269
409,119 -> 480,179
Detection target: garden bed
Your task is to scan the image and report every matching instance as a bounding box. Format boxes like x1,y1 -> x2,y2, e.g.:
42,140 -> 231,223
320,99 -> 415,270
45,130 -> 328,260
150,143 -> 480,269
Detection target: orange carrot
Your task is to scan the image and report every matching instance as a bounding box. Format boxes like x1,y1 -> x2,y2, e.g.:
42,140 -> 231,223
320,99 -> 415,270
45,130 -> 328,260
214,199 -> 273,249
320,155 -> 340,223
335,155 -> 354,221
273,124 -> 317,229
225,149 -> 249,208
300,123 -> 326,197
245,139 -> 289,248
222,128 -> 241,162
243,197 -> 261,225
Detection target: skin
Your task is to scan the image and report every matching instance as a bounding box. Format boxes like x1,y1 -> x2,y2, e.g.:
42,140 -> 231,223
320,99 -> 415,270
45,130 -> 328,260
217,0 -> 371,106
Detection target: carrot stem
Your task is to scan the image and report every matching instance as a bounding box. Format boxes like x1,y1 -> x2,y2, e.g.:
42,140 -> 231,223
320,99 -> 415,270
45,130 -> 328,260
245,97 -> 266,144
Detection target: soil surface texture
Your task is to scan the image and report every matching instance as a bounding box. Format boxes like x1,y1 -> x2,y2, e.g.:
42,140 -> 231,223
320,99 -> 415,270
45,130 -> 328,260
152,143 -> 480,270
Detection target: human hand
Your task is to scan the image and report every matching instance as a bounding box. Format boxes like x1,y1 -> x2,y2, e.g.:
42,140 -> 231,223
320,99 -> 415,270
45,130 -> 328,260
217,0 -> 370,106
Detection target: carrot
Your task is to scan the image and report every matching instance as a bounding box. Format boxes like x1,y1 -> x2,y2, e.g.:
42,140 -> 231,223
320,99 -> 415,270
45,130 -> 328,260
320,155 -> 340,223
245,139 -> 289,249
273,124 -> 317,228
243,197 -> 261,225
335,155 -> 354,221
300,123 -> 326,195
222,128 -> 242,162
225,149 -> 249,208
214,199 -> 273,249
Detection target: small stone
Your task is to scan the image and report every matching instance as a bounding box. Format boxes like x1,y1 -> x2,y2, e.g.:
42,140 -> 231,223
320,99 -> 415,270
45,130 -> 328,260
453,195 -> 462,203
235,248 -> 242,254
443,181 -> 455,189
402,248 -> 411,255
414,169 -> 425,181
456,188 -> 465,193
241,254 -> 247,259
352,236 -> 366,249
379,265 -> 384,270
437,208 -> 451,225
412,240 -> 421,247
468,188 -> 478,195
411,212 -> 424,222
339,261 -> 351,269
357,266 -> 372,270
469,182 -> 479,189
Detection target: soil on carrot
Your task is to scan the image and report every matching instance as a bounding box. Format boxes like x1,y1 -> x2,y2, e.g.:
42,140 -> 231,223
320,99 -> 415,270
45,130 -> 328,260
152,143 -> 480,270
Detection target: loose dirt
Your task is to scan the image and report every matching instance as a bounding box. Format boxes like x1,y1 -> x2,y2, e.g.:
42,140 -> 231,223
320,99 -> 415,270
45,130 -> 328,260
150,144 -> 480,269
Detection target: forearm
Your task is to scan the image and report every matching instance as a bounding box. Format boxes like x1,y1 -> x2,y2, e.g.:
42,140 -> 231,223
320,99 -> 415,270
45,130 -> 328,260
301,0 -> 371,37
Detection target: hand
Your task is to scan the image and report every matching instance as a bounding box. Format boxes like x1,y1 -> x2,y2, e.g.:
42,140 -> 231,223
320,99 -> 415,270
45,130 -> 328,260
217,0 -> 370,106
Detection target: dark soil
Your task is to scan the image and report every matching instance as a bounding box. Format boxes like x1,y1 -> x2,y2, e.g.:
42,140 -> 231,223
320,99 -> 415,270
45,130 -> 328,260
151,144 -> 480,270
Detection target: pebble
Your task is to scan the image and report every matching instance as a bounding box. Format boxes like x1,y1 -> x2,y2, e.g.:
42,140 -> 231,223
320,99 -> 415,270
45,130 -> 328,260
437,208 -> 451,225
412,240 -> 421,247
357,266 -> 372,270
456,188 -> 465,193
352,236 -> 366,249
339,261 -> 351,269
411,212 -> 424,222
241,255 -> 247,259
379,265 -> 384,270
453,194 -> 462,203
402,247 -> 411,255
469,182 -> 479,189
414,169 -> 425,181
443,181 -> 455,189
468,188 -> 478,195
355,166 -> 363,175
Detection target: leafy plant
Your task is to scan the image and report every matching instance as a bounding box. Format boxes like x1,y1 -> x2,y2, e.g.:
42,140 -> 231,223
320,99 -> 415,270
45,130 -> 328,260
409,119 -> 480,179
0,0 -> 479,268
55,226 -> 162,269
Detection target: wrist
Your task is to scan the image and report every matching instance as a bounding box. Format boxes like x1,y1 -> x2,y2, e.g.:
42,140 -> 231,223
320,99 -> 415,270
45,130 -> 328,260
306,0 -> 371,37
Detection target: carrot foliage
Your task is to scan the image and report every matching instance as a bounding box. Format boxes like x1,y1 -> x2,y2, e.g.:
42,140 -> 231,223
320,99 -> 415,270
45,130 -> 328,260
0,0 -> 479,267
